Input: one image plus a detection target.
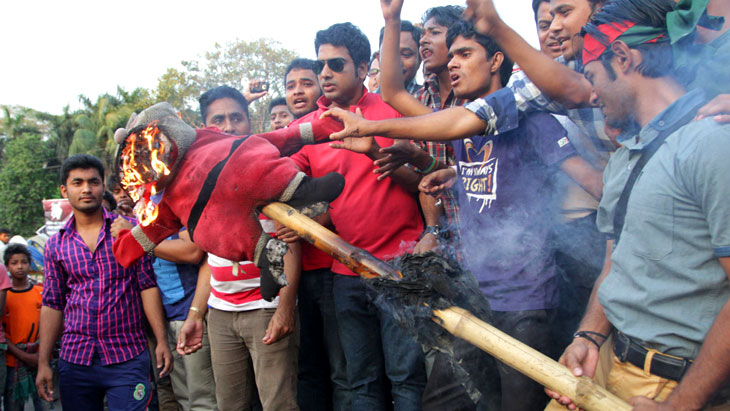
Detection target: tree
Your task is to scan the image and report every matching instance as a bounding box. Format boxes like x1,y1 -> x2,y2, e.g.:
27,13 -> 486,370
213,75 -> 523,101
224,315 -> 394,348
156,38 -> 298,133
0,134 -> 58,237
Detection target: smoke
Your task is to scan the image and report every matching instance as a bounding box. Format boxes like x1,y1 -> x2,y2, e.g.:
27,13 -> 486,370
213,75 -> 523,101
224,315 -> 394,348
365,252 -> 498,404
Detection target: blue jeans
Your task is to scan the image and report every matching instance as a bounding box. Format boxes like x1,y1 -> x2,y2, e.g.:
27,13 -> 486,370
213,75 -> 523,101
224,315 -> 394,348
333,274 -> 426,411
58,349 -> 151,411
298,268 -> 351,411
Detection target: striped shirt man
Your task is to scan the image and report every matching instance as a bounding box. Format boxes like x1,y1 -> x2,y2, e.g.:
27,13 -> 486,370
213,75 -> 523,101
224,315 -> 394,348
42,208 -> 156,366
207,217 -> 279,310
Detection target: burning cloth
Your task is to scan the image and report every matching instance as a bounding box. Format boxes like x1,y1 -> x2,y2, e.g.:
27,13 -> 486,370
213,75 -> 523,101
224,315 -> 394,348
112,102 -> 344,300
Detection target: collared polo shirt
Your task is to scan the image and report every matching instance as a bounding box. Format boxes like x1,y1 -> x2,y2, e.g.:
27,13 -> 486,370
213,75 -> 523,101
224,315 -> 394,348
596,89 -> 730,358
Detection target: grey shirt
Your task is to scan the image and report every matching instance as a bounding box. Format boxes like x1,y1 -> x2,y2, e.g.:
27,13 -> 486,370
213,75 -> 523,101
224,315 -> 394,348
597,89 -> 730,358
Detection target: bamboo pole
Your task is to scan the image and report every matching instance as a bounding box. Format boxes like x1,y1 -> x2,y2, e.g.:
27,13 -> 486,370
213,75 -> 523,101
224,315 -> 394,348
261,202 -> 631,411
262,202 -> 401,280
432,307 -> 631,411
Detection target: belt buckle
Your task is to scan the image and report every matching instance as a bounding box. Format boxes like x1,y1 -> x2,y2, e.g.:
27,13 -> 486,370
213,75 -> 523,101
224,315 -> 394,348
615,332 -> 631,362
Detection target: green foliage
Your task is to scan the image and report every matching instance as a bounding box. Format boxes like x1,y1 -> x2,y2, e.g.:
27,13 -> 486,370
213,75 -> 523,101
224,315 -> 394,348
0,134 -> 58,237
157,38 -> 298,133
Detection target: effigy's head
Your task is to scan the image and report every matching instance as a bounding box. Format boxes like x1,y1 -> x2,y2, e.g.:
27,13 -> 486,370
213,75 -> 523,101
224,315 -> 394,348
114,102 -> 195,225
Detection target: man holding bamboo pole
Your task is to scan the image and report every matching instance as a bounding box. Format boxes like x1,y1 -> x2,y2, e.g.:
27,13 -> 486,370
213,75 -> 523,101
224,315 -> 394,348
539,0 -> 730,409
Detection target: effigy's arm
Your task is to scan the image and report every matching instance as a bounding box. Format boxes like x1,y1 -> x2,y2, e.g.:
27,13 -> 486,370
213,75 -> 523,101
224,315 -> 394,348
256,116 -> 343,156
113,201 -> 183,268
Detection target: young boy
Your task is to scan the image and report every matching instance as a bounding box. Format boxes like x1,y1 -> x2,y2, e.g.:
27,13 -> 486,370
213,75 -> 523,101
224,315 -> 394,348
3,243 -> 44,411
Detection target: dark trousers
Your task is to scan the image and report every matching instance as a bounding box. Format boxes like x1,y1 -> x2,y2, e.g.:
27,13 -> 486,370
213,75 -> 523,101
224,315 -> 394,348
333,274 -> 426,411
550,213 -> 605,351
491,310 -> 556,411
58,349 -> 152,411
298,268 -> 351,411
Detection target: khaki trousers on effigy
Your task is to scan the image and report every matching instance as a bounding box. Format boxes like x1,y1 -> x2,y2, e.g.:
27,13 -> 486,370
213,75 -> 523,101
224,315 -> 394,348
545,334 -> 730,410
207,307 -> 299,411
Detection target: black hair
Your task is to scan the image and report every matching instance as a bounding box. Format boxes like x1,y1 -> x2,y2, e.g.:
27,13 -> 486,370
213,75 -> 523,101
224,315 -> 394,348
4,243 -> 30,266
60,154 -> 104,185
102,190 -> 117,211
106,174 -> 122,190
589,0 -> 610,13
378,20 -> 422,49
269,97 -> 288,113
583,0 -> 675,78
315,23 -> 371,68
422,5 -> 464,28
0,228 -> 9,236
532,0 -> 550,21
369,52 -> 380,67
285,58 -> 316,81
446,20 -> 514,87
198,86 -> 249,125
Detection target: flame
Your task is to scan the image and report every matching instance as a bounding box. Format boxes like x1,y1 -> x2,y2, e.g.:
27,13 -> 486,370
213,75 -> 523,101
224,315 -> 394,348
119,121 -> 172,226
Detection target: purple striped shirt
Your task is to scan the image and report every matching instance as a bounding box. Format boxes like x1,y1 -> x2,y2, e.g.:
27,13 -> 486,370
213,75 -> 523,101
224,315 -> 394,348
42,208 -> 156,366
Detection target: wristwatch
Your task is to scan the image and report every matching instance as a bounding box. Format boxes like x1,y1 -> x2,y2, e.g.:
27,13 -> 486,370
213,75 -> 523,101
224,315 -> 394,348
423,225 -> 440,237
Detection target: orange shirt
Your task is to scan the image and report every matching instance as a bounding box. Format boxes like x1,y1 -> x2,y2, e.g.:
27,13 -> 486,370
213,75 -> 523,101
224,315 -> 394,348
3,284 -> 42,367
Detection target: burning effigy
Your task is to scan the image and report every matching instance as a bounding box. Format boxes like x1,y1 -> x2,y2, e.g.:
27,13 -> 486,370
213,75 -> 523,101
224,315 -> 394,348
112,102 -> 345,300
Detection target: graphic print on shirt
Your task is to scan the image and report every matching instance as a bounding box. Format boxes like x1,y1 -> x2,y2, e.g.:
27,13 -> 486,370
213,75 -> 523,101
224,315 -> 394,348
459,139 -> 497,213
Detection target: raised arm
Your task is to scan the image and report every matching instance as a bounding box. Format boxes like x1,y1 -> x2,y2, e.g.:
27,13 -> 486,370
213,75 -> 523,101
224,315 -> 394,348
464,0 -> 592,108
379,0 -> 433,116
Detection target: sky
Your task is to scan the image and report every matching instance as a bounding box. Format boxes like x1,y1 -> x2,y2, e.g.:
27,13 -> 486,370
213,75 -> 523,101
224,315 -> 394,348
0,0 -> 539,115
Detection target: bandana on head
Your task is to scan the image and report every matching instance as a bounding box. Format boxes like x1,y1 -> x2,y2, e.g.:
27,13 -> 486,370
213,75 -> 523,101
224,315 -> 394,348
582,0 -> 725,67
582,21 -> 667,65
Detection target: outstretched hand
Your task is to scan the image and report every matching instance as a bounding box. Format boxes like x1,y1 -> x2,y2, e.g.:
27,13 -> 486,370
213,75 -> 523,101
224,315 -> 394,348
373,141 -> 421,181
463,0 -> 502,37
418,168 -> 457,197
380,0 -> 404,21
321,107 -> 374,140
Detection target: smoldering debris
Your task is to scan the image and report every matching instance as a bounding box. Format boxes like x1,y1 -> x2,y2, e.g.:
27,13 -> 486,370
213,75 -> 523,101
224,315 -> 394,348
364,252 -> 496,403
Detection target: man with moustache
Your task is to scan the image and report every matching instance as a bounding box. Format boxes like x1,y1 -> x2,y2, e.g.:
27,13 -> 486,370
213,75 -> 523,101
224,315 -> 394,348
288,22 -> 426,411
324,17 -> 602,409
285,58 -> 323,120
282,57 -> 350,411
376,20 -> 422,94
545,0 -> 730,408
533,0 -> 562,58
36,154 -> 172,411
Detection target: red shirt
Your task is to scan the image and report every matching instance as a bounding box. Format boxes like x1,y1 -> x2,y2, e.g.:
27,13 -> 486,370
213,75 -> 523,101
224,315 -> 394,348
290,89 -> 423,275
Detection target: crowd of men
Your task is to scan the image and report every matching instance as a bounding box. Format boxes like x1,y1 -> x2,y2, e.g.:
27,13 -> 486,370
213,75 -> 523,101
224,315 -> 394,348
8,0 -> 729,410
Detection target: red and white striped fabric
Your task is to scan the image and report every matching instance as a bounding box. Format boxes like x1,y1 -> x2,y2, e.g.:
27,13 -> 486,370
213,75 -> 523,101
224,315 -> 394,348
207,217 -> 280,311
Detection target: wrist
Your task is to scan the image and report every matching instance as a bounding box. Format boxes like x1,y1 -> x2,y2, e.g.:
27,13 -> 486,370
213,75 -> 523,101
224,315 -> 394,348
188,305 -> 206,320
573,330 -> 608,349
415,156 -> 438,174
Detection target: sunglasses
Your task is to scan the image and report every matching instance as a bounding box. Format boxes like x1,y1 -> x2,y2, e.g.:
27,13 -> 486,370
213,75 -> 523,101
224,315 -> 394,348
313,58 -> 347,74
368,68 -> 380,77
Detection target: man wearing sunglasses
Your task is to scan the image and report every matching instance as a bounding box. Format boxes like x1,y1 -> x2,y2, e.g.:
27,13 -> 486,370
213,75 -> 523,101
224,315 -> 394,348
288,22 -> 426,411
